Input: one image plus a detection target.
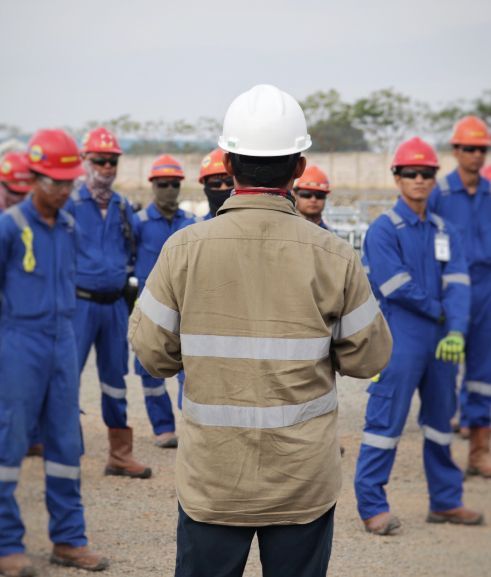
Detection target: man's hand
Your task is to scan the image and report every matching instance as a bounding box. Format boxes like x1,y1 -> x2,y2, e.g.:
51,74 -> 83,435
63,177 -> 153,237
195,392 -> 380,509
435,332 -> 465,364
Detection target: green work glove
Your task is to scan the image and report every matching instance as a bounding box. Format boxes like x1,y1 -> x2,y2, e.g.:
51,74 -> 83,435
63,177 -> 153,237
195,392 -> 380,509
435,332 -> 465,364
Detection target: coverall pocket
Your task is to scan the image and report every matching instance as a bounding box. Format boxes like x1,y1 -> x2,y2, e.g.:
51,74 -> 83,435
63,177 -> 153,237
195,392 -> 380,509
366,382 -> 394,429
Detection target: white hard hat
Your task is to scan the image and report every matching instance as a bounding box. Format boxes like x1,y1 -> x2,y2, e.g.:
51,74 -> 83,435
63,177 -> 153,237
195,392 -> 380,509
218,84 -> 312,157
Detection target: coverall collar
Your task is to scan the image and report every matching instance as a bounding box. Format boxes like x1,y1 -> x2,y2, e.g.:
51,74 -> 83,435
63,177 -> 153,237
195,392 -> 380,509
448,169 -> 490,196
147,202 -> 185,221
394,197 -> 428,226
217,191 -> 299,217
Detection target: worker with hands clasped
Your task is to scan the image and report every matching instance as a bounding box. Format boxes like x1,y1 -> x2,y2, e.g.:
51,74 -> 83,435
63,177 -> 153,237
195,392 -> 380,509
130,84 -> 392,577
355,137 -> 483,536
0,130 -> 108,577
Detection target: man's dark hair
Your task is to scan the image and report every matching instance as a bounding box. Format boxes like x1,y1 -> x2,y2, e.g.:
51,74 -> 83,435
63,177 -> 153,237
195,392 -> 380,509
230,153 -> 300,188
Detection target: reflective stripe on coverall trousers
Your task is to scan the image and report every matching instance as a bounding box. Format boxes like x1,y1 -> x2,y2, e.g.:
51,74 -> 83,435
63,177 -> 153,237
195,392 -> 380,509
0,199 -> 86,555
355,198 -> 470,519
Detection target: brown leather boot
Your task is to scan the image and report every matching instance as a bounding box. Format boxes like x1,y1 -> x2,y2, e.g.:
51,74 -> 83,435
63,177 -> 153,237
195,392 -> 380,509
467,427 -> 491,478
427,506 -> 484,525
363,512 -> 401,535
50,545 -> 109,571
0,553 -> 37,577
105,428 -> 152,479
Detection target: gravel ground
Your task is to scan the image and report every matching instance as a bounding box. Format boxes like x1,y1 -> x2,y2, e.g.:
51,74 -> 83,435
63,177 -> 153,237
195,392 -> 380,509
17,351 -> 490,576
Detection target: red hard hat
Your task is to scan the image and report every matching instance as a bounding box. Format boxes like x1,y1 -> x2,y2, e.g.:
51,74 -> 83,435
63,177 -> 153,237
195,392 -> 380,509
81,127 -> 123,155
294,165 -> 331,193
391,137 -> 439,170
450,116 -> 491,146
148,154 -> 185,181
481,165 -> 491,180
27,129 -> 84,180
0,152 -> 34,193
199,148 -> 227,183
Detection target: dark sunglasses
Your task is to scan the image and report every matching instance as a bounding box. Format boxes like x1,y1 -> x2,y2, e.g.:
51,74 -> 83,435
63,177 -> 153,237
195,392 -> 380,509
90,157 -> 119,167
458,145 -> 488,154
297,190 -> 327,200
207,176 -> 234,188
398,168 -> 437,180
155,180 -> 180,189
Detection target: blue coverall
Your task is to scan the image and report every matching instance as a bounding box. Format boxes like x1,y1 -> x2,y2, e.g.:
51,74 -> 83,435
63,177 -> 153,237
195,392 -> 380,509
429,171 -> 491,428
0,198 -> 87,555
133,204 -> 196,433
66,184 -> 133,429
355,198 -> 470,519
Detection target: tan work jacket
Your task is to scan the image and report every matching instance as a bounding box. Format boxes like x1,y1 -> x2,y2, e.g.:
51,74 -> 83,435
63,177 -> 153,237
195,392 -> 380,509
129,193 -> 392,526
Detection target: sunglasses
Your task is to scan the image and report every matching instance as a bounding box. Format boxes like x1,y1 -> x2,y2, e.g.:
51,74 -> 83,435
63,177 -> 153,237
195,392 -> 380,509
90,157 -> 119,167
154,180 -> 180,189
458,145 -> 488,154
207,176 -> 234,188
398,168 -> 437,180
297,190 -> 327,200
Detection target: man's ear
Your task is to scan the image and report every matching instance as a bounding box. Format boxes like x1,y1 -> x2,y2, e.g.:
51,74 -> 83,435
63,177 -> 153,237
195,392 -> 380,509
223,153 -> 234,176
294,156 -> 307,179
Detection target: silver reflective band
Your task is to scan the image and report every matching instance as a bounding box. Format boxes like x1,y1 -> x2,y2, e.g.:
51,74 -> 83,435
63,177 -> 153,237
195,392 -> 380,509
422,426 -> 452,446
333,293 -> 379,340
363,264 -> 370,274
101,383 -> 127,399
181,334 -> 331,361
442,273 -> 470,290
385,209 -> 404,227
143,383 -> 167,397
0,465 -> 20,482
139,287 -> 180,335
380,272 -> 412,297
183,388 -> 337,429
362,432 -> 400,449
45,461 -> 81,480
467,381 -> 491,397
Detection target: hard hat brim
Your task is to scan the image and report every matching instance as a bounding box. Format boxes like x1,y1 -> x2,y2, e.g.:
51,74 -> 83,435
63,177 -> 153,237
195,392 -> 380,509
218,138 -> 312,157
30,164 -> 85,180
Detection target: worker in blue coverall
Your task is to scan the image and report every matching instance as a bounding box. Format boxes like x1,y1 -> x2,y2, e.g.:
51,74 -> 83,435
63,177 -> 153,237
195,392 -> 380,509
66,127 -> 151,480
354,137 -> 484,536
429,116 -> 491,478
0,129 -> 108,577
133,154 -> 196,448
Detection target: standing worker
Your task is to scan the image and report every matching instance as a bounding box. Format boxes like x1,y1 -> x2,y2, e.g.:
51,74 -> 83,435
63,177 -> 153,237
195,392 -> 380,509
0,130 -> 108,576
199,148 -> 233,219
130,84 -> 392,577
133,154 -> 195,448
0,152 -> 33,211
293,164 -> 331,229
67,127 -> 151,479
355,137 -> 484,535
430,116 -> 491,478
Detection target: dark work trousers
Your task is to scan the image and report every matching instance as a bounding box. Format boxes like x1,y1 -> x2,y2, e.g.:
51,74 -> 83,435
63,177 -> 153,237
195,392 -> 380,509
175,503 -> 336,577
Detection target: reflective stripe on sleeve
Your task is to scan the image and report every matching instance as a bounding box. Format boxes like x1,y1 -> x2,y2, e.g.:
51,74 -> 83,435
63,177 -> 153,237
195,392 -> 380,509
362,432 -> 400,449
0,465 -> 21,482
333,293 -> 379,340
183,388 -> 337,429
467,381 -> 491,397
379,272 -> 412,297
101,383 -> 127,399
422,426 -> 453,446
45,461 -> 81,480
143,383 -> 167,397
181,334 -> 331,361
442,273 -> 470,290
139,287 -> 180,335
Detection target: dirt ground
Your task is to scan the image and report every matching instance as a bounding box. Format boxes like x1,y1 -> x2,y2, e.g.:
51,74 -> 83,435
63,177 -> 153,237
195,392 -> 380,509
17,352 -> 490,577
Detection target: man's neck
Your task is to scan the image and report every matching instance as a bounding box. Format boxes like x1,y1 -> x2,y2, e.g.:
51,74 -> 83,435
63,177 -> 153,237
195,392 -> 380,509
303,214 -> 322,225
401,196 -> 426,220
32,196 -> 57,226
458,167 -> 480,195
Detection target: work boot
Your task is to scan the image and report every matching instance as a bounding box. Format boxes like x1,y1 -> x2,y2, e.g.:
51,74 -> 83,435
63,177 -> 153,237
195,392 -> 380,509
0,553 -> 37,577
105,427 -> 152,479
467,427 -> 491,478
25,444 -> 43,458
427,506 -> 484,525
363,512 -> 401,535
50,545 -> 109,571
154,431 -> 178,448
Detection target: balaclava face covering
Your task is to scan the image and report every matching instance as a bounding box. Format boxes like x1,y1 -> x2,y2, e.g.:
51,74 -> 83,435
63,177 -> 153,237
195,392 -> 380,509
204,185 -> 233,217
83,159 -> 116,209
153,182 -> 180,220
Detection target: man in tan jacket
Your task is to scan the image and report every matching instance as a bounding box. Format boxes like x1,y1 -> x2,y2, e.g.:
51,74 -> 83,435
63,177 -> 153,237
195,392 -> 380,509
129,84 -> 392,577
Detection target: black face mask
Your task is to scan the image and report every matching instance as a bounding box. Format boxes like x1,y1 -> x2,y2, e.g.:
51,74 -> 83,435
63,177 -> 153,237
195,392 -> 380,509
204,185 -> 233,217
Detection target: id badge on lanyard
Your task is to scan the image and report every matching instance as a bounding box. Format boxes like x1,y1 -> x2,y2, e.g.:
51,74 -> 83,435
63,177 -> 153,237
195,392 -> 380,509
435,232 -> 450,262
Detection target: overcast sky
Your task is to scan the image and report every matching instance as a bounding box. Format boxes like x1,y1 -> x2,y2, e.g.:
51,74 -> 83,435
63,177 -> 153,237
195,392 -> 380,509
2,0 -> 490,131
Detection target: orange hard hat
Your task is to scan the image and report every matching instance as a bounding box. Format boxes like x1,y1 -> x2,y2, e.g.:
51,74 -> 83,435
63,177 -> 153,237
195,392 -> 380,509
391,137 -> 439,170
481,165 -> 491,180
27,129 -> 84,180
450,116 -> 491,146
199,148 -> 227,184
294,165 -> 331,193
148,154 -> 184,181
81,127 -> 123,155
0,151 -> 34,193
